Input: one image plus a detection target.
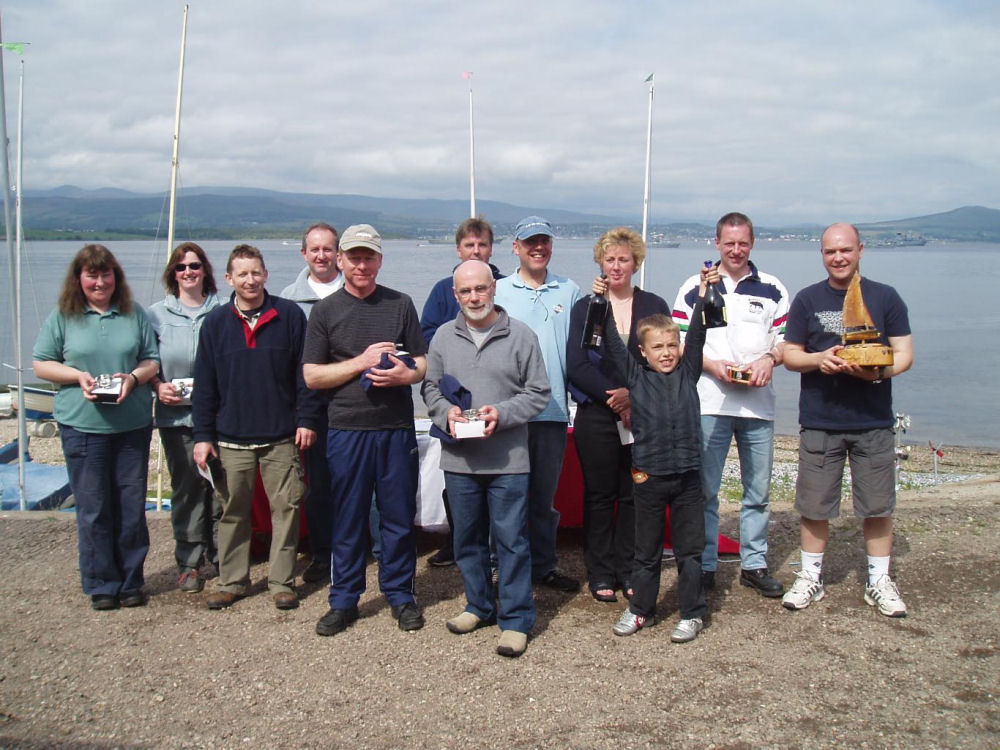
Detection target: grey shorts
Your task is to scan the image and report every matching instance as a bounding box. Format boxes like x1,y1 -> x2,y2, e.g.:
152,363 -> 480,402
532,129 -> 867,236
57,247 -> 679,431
794,427 -> 896,520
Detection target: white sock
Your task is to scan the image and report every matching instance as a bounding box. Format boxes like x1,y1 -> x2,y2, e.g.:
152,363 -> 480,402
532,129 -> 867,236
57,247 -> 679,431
801,551 -> 824,581
867,555 -> 890,585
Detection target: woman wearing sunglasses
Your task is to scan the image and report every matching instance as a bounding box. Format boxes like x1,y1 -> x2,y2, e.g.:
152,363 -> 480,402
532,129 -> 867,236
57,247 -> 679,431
147,242 -> 223,594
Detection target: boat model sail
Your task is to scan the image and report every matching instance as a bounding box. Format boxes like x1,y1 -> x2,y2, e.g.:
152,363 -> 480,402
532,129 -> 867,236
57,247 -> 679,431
839,272 -> 893,366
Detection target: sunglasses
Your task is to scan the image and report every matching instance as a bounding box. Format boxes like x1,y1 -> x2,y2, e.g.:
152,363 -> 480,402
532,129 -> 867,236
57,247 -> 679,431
175,262 -> 203,272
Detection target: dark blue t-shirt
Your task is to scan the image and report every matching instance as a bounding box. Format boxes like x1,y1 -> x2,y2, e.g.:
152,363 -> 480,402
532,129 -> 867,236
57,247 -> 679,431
784,278 -> 910,431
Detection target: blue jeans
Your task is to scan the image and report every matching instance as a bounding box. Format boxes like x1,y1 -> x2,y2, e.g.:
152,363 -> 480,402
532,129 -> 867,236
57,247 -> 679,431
60,424 -> 152,597
700,414 -> 774,572
446,472 -> 535,634
326,428 -> 417,609
527,421 -> 566,579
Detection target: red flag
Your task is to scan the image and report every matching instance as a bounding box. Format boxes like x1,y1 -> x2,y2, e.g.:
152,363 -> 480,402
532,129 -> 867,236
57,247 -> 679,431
462,71 -> 473,80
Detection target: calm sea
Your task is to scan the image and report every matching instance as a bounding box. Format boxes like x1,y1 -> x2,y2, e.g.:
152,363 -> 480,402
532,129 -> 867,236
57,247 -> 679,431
3,238 -> 998,448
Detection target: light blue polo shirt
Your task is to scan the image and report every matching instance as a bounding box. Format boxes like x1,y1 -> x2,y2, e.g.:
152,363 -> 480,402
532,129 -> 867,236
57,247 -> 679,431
495,270 -> 581,422
33,305 -> 159,434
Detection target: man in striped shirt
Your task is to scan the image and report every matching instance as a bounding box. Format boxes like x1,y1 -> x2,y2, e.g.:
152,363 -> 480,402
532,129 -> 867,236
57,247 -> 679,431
672,212 -> 789,598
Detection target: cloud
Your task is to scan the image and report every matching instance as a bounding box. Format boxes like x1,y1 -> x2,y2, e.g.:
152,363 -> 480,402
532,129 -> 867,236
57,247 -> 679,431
3,0 -> 998,224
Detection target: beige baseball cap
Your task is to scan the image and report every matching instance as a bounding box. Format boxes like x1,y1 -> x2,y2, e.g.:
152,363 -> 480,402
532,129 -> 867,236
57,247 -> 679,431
338,224 -> 382,254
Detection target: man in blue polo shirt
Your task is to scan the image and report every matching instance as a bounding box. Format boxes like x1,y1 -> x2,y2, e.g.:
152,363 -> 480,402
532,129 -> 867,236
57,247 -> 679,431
672,212 -> 789,598
494,216 -> 582,593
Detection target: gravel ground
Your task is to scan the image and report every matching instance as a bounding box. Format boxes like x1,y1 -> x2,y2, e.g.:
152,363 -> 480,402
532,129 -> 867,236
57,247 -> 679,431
0,422 -> 997,749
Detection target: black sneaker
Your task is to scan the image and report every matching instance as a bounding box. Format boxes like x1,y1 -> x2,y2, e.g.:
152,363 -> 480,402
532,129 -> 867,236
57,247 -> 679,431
120,591 -> 147,608
701,571 -> 716,591
428,548 -> 456,567
739,568 -> 784,598
302,557 -> 330,584
315,606 -> 359,637
90,594 -> 118,611
535,569 -> 581,593
391,602 -> 425,631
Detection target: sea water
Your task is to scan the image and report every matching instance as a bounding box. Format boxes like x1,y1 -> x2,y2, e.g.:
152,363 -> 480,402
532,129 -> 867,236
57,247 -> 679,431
2,238 -> 998,447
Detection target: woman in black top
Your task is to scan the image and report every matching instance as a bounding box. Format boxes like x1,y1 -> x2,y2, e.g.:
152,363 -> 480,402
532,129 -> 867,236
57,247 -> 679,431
566,228 -> 671,602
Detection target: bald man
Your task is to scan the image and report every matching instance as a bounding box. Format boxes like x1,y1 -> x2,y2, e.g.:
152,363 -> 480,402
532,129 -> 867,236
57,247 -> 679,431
781,222 -> 913,617
422,260 -> 550,657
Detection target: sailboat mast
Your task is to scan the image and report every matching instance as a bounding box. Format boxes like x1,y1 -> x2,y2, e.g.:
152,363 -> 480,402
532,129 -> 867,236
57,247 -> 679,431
14,58 -> 26,507
0,19 -> 24,508
639,74 -> 654,291
166,4 -> 189,255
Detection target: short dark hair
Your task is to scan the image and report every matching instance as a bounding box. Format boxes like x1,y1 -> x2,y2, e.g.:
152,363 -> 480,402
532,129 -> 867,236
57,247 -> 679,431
226,244 -> 266,273
455,216 -> 493,246
58,244 -> 133,315
162,242 -> 218,297
716,212 -> 754,242
301,222 -> 339,251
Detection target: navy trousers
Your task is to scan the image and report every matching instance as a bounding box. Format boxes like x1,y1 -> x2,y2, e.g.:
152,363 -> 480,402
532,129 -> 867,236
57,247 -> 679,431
326,428 -> 418,609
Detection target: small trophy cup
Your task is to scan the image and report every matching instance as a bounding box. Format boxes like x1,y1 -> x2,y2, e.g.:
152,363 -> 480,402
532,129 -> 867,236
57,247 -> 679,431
171,378 -> 194,406
92,374 -> 123,404
454,408 -> 486,439
838,272 -> 893,367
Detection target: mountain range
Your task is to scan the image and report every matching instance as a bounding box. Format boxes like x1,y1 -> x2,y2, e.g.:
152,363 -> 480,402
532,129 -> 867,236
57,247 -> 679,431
12,186 -> 1000,242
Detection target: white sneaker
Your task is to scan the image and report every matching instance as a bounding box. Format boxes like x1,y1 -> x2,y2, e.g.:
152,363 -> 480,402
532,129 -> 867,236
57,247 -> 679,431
864,575 -> 907,617
782,572 -> 825,610
613,608 -> 651,636
670,617 -> 703,643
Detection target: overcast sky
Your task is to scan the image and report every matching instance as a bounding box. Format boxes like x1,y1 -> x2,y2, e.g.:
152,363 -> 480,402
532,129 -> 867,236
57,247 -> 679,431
2,1 -> 998,225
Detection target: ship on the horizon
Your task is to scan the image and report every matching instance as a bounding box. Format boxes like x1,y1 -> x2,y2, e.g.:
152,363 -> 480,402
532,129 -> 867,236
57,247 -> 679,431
870,231 -> 927,247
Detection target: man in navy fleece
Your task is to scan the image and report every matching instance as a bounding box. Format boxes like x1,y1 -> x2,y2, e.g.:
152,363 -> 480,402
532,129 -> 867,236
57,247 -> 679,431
193,244 -> 324,612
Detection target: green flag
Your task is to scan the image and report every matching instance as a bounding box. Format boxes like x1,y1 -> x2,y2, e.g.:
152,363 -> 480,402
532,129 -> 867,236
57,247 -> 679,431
644,73 -> 654,82
1,43 -> 25,55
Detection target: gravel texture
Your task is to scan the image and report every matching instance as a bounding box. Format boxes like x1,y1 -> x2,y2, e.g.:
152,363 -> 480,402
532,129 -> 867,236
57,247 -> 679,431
0,421 -> 997,749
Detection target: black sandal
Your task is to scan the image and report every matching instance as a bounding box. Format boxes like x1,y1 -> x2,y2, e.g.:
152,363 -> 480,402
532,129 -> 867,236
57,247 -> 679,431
590,583 -> 618,602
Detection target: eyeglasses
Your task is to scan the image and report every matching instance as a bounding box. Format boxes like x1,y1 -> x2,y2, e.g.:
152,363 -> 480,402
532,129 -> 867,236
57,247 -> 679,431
455,284 -> 492,299
175,262 -> 203,272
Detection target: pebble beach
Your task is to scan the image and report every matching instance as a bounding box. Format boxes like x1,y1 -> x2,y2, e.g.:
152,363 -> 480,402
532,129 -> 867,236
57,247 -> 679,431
1,419 -> 997,748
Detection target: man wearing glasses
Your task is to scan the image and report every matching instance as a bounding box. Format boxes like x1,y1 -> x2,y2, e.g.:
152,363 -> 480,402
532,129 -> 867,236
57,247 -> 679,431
303,224 -> 428,637
494,216 -> 582,593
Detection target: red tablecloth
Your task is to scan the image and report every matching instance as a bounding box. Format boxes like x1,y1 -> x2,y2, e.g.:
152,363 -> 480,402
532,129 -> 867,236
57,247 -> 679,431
554,428 -> 740,554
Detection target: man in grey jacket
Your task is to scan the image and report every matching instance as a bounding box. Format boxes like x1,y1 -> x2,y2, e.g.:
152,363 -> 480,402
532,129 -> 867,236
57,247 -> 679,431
422,260 -> 550,658
279,223 -> 343,583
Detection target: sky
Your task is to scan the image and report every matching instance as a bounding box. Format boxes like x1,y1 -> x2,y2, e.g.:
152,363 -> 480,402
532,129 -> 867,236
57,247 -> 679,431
2,0 -> 998,225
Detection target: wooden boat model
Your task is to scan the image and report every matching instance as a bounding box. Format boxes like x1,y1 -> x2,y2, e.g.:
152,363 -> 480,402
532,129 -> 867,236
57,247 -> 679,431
839,272 -> 893,367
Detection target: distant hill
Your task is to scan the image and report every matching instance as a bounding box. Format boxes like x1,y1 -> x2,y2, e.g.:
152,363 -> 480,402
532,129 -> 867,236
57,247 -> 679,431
17,186 -> 626,240
10,188 -> 1000,242
857,206 -> 1000,242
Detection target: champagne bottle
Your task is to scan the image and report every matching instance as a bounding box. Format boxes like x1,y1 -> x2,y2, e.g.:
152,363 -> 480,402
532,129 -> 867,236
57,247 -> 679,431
702,261 -> 727,329
582,276 -> 609,349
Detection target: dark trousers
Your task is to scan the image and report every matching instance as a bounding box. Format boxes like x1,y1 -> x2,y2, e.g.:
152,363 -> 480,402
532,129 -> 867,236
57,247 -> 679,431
302,422 -> 332,559
326,428 -> 418,609
60,424 -> 152,597
159,426 -> 221,571
573,402 -> 634,589
630,469 -> 706,620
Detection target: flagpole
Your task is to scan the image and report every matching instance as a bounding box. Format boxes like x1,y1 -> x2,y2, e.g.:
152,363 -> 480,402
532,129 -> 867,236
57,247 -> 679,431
639,73 -> 654,291
465,71 -> 476,218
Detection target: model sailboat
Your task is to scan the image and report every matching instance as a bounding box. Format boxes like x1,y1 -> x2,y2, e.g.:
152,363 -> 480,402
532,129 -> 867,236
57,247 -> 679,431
839,272 -> 893,366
